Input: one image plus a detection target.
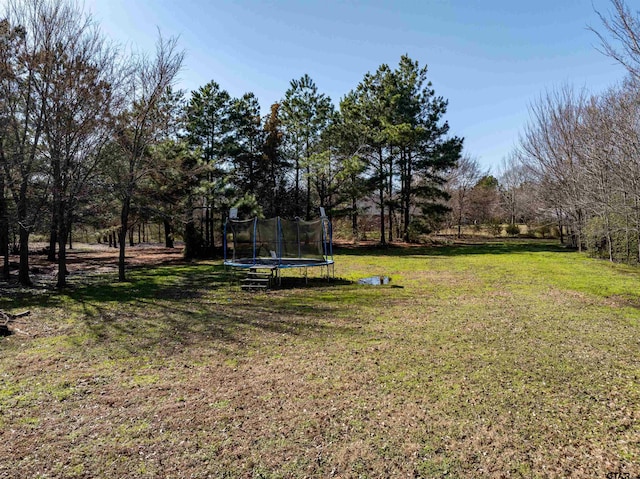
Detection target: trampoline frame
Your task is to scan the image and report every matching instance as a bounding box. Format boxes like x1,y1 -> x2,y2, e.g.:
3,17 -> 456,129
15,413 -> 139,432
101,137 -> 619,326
223,215 -> 334,281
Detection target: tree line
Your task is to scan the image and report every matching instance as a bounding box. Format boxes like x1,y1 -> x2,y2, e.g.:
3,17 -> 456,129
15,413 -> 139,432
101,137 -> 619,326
7,0 -> 633,288
441,0 -> 640,264
515,0 -> 640,264
0,0 -> 464,287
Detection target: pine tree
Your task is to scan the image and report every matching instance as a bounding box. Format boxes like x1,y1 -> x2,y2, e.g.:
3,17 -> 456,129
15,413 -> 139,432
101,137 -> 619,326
281,74 -> 333,219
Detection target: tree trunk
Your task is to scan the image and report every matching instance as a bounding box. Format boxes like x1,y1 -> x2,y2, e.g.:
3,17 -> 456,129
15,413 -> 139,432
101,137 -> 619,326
0,170 -> 8,281
48,210 -> 57,262
387,149 -> 393,243
295,155 -> 300,217
351,197 -> 358,243
53,153 -> 69,288
378,148 -> 386,245
205,203 -> 210,249
129,227 -> 134,247
56,218 -> 69,289
164,218 -> 174,248
556,208 -> 564,244
605,212 -> 614,262
306,165 -> 311,220
118,198 -> 130,282
577,209 -> 583,253
636,196 -> 640,263
214,200 -> 216,255
16,184 -> 32,286
624,192 -> 631,263
386,148 -> 394,243
18,225 -> 31,286
403,150 -> 412,242
183,195 -> 199,260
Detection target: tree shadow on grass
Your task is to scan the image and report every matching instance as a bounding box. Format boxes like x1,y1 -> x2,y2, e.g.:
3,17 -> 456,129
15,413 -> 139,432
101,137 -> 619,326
0,262 -> 233,308
74,293 -> 355,356
0,264 -> 229,335
37,263 -> 358,355
77,263 -> 234,300
335,240 -> 572,258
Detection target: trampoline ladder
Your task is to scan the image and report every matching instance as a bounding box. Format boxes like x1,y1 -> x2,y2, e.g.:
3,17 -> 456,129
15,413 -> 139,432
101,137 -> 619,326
241,267 -> 276,292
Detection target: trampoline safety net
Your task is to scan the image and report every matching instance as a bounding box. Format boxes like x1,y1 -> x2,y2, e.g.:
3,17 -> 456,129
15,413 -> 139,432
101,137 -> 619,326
224,216 -> 333,268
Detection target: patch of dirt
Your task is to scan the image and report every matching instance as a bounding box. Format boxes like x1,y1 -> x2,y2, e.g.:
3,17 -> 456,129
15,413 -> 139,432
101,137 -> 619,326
2,242 -> 187,286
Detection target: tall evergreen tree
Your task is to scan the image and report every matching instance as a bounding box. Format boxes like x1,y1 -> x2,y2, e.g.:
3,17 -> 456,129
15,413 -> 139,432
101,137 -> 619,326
340,56 -> 462,242
186,80 -> 231,252
261,102 -> 287,217
229,92 -> 263,196
281,74 -> 333,219
340,66 -> 392,243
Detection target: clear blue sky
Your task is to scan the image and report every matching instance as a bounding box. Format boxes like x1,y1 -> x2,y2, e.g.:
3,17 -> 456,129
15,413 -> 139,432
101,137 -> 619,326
86,0 -> 627,172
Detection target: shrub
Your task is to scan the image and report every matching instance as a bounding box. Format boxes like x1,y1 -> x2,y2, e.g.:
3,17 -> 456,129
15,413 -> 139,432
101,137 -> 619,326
409,218 -> 433,238
536,224 -> 551,238
486,220 -> 503,237
505,223 -> 520,236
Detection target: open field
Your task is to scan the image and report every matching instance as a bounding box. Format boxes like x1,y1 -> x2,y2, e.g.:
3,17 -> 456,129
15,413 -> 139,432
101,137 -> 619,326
1,240 -> 639,478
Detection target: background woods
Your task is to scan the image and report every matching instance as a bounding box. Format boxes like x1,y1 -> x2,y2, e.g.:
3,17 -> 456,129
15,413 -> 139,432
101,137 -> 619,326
0,0 -> 467,286
3,0 -> 640,288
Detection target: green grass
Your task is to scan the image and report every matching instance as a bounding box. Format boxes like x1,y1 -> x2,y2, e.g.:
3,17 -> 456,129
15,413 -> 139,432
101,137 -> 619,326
1,240 -> 640,478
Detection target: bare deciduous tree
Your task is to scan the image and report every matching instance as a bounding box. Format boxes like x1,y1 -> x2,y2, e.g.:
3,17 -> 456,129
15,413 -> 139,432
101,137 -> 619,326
113,33 -> 184,282
591,0 -> 640,81
0,0 -> 60,285
445,154 -> 483,238
37,1 -> 121,287
519,86 -> 588,250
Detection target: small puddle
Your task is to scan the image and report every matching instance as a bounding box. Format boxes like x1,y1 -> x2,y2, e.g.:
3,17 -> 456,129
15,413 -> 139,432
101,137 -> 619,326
358,276 -> 391,285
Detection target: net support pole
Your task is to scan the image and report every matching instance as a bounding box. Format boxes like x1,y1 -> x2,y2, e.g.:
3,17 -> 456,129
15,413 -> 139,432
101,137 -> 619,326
277,217 -> 282,267
297,218 -> 301,260
252,217 -> 258,264
223,219 -> 229,272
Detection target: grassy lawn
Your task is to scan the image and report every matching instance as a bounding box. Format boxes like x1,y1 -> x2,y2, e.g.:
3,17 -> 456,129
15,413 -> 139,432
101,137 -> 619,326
1,240 -> 639,478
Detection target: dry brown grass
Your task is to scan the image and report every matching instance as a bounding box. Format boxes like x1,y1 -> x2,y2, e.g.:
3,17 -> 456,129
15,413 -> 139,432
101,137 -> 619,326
1,241 -> 639,478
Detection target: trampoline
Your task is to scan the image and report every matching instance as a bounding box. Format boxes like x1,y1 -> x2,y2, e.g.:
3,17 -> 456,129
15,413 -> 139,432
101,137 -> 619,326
223,215 -> 334,281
